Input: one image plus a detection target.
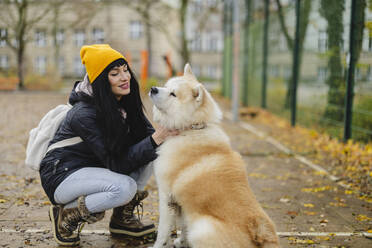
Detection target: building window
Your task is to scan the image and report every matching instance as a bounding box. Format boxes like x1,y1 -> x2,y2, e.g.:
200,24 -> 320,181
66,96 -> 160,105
367,65 -> 372,81
270,65 -> 279,77
190,34 -> 202,51
130,21 -> 143,40
283,67 -> 291,80
92,28 -> 104,44
74,56 -> 85,76
192,0 -> 203,13
355,68 -> 362,81
317,66 -> 327,82
206,65 -> 217,79
0,55 -> 9,69
279,35 -> 287,51
35,29 -> 47,47
58,56 -> 64,75
368,37 -> 372,52
206,33 -> 218,52
56,29 -> 64,46
192,65 -> 201,77
0,28 -> 7,47
318,31 -> 327,52
207,0 -> 217,7
35,56 -> 47,75
74,29 -> 85,47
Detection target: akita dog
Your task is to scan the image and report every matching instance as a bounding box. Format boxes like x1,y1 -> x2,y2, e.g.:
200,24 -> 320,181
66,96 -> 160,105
149,64 -> 280,248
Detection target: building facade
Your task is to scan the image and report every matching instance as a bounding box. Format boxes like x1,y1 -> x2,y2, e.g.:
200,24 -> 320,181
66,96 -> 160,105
0,0 -> 181,80
0,0 -> 224,83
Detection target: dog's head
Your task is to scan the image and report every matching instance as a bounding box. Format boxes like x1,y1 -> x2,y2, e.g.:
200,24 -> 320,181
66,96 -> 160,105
149,64 -> 222,129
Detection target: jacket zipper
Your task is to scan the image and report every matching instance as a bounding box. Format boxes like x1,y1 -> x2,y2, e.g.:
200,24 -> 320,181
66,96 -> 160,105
53,159 -> 60,175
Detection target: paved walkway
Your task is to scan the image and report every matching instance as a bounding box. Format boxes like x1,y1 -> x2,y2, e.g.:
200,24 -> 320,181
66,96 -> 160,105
0,91 -> 371,247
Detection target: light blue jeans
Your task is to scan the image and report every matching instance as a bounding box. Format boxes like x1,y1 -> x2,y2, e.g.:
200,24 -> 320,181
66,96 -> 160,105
54,163 -> 153,213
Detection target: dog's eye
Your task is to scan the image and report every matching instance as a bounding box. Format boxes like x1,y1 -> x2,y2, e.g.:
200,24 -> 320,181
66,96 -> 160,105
170,92 -> 176,97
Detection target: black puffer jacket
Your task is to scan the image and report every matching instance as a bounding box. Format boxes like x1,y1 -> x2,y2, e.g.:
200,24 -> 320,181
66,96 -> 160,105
39,83 -> 157,204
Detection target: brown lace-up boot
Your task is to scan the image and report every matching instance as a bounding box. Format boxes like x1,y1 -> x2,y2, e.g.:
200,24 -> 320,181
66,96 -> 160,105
49,196 -> 105,246
109,190 -> 156,237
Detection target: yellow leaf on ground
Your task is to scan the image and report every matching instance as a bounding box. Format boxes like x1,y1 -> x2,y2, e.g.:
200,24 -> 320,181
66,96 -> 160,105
303,203 -> 315,208
345,190 -> 353,195
304,211 -> 317,216
319,236 -> 330,241
288,237 -> 315,244
356,214 -> 372,222
0,199 -> 8,203
302,186 -> 331,193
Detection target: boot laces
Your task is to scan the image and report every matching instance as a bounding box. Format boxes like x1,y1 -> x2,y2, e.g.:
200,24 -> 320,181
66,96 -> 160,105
135,201 -> 144,220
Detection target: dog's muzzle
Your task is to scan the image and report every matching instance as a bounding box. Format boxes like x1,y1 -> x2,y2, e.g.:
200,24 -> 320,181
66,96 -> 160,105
150,87 -> 158,95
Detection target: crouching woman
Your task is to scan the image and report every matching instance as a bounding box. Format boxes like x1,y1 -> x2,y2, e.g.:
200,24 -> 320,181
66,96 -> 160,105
39,44 -> 178,246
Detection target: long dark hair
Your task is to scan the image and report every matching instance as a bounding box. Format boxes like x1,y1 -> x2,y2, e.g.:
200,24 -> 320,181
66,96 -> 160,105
91,58 -> 148,157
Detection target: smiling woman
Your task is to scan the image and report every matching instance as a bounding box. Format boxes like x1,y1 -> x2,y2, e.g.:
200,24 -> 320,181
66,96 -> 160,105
38,44 -> 179,246
108,64 -> 131,100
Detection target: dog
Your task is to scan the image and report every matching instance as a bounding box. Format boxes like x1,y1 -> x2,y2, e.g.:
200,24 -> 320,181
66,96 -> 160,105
149,64 -> 280,248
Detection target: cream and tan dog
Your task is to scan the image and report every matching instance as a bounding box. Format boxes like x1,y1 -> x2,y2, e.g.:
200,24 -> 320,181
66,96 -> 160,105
149,64 -> 280,248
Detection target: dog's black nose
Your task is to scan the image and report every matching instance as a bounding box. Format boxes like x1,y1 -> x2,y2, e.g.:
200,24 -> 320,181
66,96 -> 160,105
150,87 -> 158,95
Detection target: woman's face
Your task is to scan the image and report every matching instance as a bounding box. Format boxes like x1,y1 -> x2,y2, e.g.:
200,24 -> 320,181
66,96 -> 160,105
108,64 -> 131,100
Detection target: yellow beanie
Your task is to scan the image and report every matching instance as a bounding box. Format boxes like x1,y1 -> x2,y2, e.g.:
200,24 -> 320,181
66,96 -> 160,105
80,44 -> 126,83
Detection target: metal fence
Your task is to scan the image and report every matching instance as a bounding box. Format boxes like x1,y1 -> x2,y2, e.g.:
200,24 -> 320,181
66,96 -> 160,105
222,0 -> 372,143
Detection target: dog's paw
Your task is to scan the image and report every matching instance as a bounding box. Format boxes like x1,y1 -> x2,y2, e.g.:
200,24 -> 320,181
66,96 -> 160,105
173,237 -> 190,248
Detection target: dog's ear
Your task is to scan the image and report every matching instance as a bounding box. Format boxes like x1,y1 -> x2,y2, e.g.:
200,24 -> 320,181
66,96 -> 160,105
192,84 -> 204,104
184,63 -> 197,80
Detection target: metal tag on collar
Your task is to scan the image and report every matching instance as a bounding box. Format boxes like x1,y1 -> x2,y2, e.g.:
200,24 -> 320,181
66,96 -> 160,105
190,123 -> 206,130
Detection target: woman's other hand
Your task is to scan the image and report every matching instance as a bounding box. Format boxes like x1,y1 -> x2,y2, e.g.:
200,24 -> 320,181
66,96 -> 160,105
151,126 -> 179,145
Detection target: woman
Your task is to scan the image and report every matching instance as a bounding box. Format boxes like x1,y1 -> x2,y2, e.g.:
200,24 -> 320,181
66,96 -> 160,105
39,44 -> 178,246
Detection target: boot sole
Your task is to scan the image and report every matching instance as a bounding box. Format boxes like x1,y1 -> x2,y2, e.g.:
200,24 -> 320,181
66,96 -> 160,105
109,226 -> 156,237
49,206 -> 80,247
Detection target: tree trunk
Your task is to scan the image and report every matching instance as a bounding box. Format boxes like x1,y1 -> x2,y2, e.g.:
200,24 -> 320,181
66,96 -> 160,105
52,3 -> 61,72
17,47 -> 25,90
321,0 -> 345,121
284,0 -> 312,108
16,0 -> 28,90
144,7 -> 152,77
180,0 -> 190,67
352,0 -> 366,63
242,0 -> 252,106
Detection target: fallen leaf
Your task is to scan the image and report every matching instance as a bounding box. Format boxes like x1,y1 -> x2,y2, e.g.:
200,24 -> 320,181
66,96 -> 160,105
288,237 -> 315,244
303,203 -> 315,208
356,214 -> 372,222
279,197 -> 291,203
319,236 -> 331,241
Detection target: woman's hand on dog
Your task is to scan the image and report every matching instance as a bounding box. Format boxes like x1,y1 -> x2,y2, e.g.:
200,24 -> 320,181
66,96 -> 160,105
152,126 -> 179,145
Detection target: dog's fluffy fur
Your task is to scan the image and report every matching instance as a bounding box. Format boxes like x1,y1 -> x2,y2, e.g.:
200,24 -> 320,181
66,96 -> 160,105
150,64 -> 280,248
